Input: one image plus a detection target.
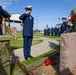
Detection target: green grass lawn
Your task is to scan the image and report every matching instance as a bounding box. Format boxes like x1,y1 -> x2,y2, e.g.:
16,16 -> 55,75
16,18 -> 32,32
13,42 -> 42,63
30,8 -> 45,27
10,40 -> 43,50
44,35 -> 60,39
18,32 -> 44,38
34,32 -> 44,37
18,32 -> 23,38
18,32 -> 60,39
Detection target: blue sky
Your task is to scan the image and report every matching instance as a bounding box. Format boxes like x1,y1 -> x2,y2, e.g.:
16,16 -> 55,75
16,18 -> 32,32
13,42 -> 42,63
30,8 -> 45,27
0,0 -> 76,30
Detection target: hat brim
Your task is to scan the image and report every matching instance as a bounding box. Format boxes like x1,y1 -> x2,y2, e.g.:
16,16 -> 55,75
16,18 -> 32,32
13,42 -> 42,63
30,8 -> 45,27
25,8 -> 32,11
62,18 -> 66,20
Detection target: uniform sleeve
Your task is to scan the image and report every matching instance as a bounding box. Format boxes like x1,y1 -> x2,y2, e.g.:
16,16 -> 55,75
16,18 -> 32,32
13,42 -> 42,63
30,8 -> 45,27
19,13 -> 27,20
0,6 -> 10,18
2,10 -> 10,18
64,22 -> 68,30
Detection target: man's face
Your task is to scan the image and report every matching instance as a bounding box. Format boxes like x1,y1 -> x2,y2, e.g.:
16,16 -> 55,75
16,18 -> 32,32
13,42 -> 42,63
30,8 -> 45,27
62,19 -> 66,22
26,10 -> 32,15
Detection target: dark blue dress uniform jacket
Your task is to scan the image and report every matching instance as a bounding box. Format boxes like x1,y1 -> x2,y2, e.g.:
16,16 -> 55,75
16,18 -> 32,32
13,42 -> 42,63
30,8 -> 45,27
19,13 -> 34,36
0,6 -> 10,19
61,22 -> 68,34
0,6 -> 10,35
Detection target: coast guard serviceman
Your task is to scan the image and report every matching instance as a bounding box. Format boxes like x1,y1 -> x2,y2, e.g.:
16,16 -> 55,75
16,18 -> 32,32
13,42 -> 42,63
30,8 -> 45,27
61,17 -> 68,34
51,26 -> 54,36
47,27 -> 50,36
19,6 -> 34,60
0,6 -> 11,35
44,28 -> 47,36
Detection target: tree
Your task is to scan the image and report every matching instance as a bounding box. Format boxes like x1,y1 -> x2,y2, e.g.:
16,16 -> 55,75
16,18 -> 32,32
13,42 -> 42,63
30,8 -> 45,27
70,10 -> 74,15
69,6 -> 76,32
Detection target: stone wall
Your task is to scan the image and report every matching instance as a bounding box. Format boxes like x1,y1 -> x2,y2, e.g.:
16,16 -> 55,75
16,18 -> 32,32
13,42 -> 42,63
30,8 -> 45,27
60,33 -> 76,75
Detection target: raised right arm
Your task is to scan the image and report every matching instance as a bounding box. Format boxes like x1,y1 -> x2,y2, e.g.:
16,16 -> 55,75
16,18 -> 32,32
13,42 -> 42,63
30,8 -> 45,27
19,13 -> 27,20
0,6 -> 10,18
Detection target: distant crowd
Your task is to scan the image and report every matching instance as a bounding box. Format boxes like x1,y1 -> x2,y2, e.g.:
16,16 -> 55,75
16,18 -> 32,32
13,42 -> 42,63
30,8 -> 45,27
44,17 -> 73,36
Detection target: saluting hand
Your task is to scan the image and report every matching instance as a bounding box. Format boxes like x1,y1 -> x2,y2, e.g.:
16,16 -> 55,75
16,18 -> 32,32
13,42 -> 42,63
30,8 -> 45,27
26,10 -> 31,15
9,14 -> 11,17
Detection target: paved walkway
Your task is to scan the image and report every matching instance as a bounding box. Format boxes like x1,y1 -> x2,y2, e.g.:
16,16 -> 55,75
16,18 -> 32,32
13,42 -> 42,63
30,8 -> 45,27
13,37 -> 59,61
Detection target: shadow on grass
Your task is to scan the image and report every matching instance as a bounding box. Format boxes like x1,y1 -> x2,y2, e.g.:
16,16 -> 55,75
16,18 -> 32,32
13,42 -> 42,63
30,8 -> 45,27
49,41 -> 58,49
44,45 -> 60,58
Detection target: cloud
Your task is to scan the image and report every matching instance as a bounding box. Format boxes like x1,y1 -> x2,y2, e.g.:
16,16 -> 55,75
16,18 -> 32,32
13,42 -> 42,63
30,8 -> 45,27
0,0 -> 17,8
62,0 -> 76,4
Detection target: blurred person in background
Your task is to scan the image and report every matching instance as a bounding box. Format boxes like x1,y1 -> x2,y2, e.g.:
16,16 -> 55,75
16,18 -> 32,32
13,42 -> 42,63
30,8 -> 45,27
61,17 -> 68,34
0,6 -> 11,35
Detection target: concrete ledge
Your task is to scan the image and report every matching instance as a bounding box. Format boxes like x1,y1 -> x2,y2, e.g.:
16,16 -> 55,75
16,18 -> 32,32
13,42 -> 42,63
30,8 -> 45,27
0,35 -> 14,41
60,33 -> 76,75
14,58 -> 45,75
